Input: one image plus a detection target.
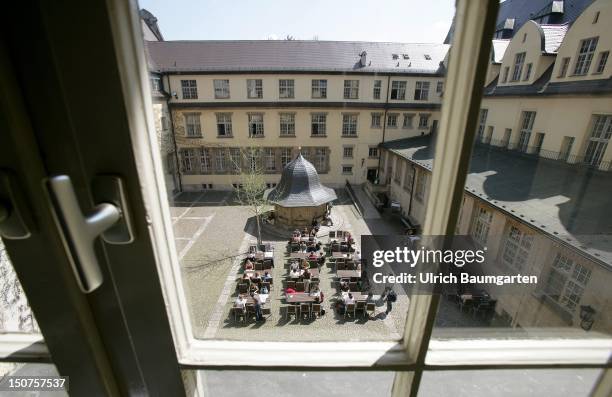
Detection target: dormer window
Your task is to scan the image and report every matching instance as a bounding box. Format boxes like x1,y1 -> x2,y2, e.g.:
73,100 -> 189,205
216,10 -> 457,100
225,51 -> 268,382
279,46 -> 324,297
424,54 -> 431,60
392,54 -> 399,60
593,11 -> 600,24
402,54 -> 409,59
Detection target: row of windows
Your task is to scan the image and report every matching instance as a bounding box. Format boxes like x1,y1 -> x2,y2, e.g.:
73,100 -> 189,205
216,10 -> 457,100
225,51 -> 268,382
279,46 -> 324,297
179,78 -> 443,101
476,110 -> 611,168
468,204 -> 591,315
183,111 -> 434,138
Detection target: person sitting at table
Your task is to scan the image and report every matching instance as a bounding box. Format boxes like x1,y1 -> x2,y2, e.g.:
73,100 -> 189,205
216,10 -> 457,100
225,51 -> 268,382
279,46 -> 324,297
235,295 -> 247,310
308,251 -> 318,260
285,287 -> 296,295
299,241 -> 307,252
249,283 -> 259,293
251,272 -> 261,284
310,227 -> 317,237
366,292 -> 374,304
247,250 -> 256,260
310,284 -> 320,296
315,241 -> 322,251
244,259 -> 254,270
301,259 -> 309,270
340,281 -> 350,292
262,271 -> 272,282
302,227 -> 308,236
259,284 -> 269,294
354,250 -> 361,263
241,273 -> 250,282
303,268 -> 311,280
290,261 -> 299,272
344,293 -> 355,305
317,252 -> 325,265
289,268 -> 301,279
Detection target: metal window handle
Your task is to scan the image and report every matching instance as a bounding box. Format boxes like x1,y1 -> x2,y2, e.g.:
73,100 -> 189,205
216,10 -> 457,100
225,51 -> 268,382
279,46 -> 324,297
47,175 -> 122,293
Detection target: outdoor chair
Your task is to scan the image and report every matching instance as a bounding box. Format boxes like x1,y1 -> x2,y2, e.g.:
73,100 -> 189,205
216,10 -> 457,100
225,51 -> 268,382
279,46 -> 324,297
296,282 -> 305,292
263,259 -> 273,269
311,304 -> 322,318
329,231 -> 336,239
300,303 -> 311,319
238,283 -> 248,294
262,281 -> 271,292
366,303 -> 376,318
349,282 -> 359,292
245,304 -> 255,321
254,262 -> 264,271
231,307 -> 246,323
286,305 -> 298,320
355,301 -> 366,317
344,303 -> 356,318
286,281 -> 296,289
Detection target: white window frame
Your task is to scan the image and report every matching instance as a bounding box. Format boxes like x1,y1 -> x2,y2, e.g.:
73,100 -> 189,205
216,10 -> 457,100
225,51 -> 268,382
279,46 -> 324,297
279,79 -> 295,98
584,115 -> 612,167
418,114 -> 430,129
517,110 -> 536,152
213,79 -> 230,99
574,37 -> 598,76
342,113 -> 358,136
414,81 -> 430,100
311,113 -> 327,136
184,112 -> 201,137
387,113 -> 399,128
343,146 -> 354,159
248,113 -> 264,137
216,113 -> 233,137
246,79 -> 263,99
594,51 -> 608,74
279,112 -> 295,136
511,52 -> 525,81
373,80 -> 382,99
343,80 -> 359,99
311,79 -> 327,98
523,62 -> 532,81
403,113 -> 414,129
181,79 -> 198,99
390,81 -> 406,100
558,57 -> 570,77
470,205 -> 492,246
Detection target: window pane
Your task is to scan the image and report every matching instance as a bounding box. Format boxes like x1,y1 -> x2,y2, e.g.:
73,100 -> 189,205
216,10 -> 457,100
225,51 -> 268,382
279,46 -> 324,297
0,239 -> 39,334
418,369 -> 601,397
196,370 -> 394,396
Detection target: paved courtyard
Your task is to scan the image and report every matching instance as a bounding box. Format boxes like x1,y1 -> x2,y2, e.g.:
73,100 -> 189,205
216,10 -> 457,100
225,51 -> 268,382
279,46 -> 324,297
169,188 -> 413,341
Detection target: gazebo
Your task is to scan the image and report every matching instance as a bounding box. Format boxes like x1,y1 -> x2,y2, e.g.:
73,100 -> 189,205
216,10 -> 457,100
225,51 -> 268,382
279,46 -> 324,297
265,153 -> 337,226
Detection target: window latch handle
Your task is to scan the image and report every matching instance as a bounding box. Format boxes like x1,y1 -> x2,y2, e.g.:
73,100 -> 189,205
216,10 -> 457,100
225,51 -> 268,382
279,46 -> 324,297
46,175 -> 122,293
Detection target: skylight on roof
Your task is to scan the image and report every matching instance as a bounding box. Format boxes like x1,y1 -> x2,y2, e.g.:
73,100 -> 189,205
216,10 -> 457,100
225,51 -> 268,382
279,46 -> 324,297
424,54 -> 431,60
392,54 -> 399,60
402,54 -> 409,59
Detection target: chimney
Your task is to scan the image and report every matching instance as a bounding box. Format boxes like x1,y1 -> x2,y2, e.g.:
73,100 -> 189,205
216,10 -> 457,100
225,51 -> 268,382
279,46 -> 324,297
359,51 -> 367,67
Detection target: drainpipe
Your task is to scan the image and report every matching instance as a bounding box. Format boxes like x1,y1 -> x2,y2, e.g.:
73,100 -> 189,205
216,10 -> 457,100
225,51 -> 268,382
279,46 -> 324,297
407,165 -> 417,218
376,75 -> 391,184
166,75 -> 183,192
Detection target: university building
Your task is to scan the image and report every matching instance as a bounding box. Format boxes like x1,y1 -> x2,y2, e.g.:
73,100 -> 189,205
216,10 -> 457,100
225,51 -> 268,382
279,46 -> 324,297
375,0 -> 611,333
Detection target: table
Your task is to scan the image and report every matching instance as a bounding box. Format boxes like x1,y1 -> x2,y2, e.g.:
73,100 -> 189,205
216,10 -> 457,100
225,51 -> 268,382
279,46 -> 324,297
337,269 -> 361,279
236,293 -> 269,305
288,268 -> 320,279
285,292 -> 318,304
332,252 -> 353,259
254,251 -> 274,260
341,291 -> 368,302
289,252 -> 308,259
244,270 -> 272,280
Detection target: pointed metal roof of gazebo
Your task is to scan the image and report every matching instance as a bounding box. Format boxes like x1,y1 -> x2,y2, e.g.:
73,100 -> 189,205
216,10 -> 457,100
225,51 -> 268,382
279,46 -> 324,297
265,153 -> 337,207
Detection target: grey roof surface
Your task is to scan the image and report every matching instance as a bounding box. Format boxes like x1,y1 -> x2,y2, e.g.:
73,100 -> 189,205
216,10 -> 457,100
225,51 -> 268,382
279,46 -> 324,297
145,40 -> 449,74
380,135 -> 612,267
491,40 -> 511,63
140,9 -> 164,41
265,154 -> 337,207
495,0 -> 593,33
539,23 -> 569,53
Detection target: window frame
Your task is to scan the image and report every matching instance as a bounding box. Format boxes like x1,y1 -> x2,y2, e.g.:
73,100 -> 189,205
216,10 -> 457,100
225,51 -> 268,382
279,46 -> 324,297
279,79 -> 295,99
311,79 -> 327,99
213,79 -> 230,99
246,79 -> 263,99
343,79 -> 359,99
573,37 -> 599,76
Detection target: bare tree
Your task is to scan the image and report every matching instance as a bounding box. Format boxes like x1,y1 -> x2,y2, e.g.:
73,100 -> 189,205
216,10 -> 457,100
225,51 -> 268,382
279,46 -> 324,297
230,147 -> 272,246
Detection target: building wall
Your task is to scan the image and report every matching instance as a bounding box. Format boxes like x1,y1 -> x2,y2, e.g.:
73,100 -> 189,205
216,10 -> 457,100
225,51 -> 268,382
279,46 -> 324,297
380,150 -> 612,333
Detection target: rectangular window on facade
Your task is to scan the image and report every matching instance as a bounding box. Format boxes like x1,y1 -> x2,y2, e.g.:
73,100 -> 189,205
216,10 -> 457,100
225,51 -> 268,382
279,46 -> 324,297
476,108 -> 488,141
501,225 -> 533,271
584,115 -> 612,167
518,111 -> 536,152
414,81 -> 430,100
471,206 -> 492,246
151,77 -> 161,92
342,114 -> 358,136
213,79 -> 230,98
181,79 -> 198,99
216,113 -> 233,137
559,136 -> 575,161
418,114 -> 430,129
215,149 -> 227,171
184,113 -> 202,137
414,171 -> 427,202
343,146 -> 353,158
512,52 -> 526,81
368,147 -> 379,158
343,80 -> 359,99
373,80 -> 381,99
403,165 -> 414,191
436,81 -> 444,94
533,132 -> 545,154
280,148 -> 292,168
390,81 -> 406,100
181,148 -> 196,172
279,113 -> 295,136
371,113 -> 382,128
279,79 -> 295,98
558,57 -> 571,77
544,253 -> 591,312
595,51 -> 609,74
200,147 -> 211,173
248,113 -> 264,137
311,79 -> 327,98
387,113 -> 399,128
314,148 -> 327,172
311,113 -> 327,136
502,66 -> 509,83
264,148 -> 276,171
247,79 -> 263,98
393,157 -> 402,183
524,63 -> 533,80
485,126 -> 494,144
403,113 -> 414,129
229,148 -> 241,172
574,37 -> 599,75
502,128 -> 512,147
342,165 -> 353,174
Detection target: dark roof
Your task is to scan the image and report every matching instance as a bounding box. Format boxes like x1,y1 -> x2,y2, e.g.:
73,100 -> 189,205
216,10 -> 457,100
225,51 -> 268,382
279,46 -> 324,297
145,41 -> 449,74
265,154 -> 336,207
444,0 -> 594,43
380,135 -> 612,267
140,9 -> 164,41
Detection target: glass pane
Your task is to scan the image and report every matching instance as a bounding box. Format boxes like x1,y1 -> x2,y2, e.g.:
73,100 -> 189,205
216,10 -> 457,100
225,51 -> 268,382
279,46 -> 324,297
0,238 -> 39,334
193,370 -> 394,396
139,0 -> 454,341
418,369 -> 602,397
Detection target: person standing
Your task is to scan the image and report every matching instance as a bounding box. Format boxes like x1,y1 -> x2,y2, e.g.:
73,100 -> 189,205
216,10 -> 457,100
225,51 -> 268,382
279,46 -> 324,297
252,292 -> 263,321
384,287 -> 397,314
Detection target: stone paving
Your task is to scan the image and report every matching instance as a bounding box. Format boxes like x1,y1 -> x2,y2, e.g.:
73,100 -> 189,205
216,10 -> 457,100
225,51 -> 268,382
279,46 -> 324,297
170,189 -> 412,341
